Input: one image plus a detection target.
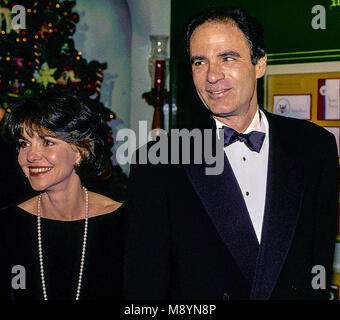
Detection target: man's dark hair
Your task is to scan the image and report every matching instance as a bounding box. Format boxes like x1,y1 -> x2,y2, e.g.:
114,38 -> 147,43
6,88 -> 109,178
186,8 -> 265,65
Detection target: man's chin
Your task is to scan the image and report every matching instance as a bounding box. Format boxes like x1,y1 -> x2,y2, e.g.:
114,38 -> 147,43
207,106 -> 235,118
200,98 -> 237,117
210,111 -> 232,118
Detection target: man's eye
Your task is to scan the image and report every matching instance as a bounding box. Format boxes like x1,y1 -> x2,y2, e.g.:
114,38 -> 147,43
194,60 -> 204,66
224,57 -> 235,62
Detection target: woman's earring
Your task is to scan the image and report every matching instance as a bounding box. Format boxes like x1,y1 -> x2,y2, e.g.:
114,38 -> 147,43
74,161 -> 80,169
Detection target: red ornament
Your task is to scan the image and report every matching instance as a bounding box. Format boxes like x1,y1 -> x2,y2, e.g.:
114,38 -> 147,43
56,66 -> 82,87
72,13 -> 79,22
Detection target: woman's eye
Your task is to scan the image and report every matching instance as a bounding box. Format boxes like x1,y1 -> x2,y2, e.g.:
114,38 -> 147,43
43,139 -> 54,146
18,140 -> 28,148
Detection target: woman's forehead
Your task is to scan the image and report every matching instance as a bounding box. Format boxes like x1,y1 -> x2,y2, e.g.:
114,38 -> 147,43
20,121 -> 57,139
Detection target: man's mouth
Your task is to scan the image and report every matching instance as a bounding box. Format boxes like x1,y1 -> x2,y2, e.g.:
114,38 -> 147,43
206,88 -> 232,98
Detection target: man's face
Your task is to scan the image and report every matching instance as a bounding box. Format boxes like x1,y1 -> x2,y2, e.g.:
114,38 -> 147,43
190,21 -> 266,117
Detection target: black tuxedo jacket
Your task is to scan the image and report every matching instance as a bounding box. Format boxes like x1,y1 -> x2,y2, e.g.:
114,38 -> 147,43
123,110 -> 339,300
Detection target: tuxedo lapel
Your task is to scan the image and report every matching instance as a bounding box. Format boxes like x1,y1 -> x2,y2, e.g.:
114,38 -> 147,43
250,111 -> 307,299
184,149 -> 259,285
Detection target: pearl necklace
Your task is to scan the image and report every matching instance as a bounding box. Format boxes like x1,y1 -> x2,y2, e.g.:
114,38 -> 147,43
37,186 -> 89,300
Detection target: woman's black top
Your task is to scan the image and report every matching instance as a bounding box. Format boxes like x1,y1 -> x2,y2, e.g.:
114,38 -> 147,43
0,205 -> 123,300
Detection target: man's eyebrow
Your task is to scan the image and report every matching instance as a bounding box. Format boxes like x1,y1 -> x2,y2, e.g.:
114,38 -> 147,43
219,51 -> 241,58
190,55 -> 205,64
190,51 -> 242,64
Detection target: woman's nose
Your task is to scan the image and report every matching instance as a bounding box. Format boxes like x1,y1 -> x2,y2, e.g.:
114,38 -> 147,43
26,145 -> 43,162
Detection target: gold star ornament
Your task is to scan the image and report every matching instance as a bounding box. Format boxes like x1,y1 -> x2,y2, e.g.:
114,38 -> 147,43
34,62 -> 57,88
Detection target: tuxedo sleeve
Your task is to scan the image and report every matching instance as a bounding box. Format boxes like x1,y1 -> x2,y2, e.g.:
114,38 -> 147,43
123,151 -> 171,299
312,132 -> 339,299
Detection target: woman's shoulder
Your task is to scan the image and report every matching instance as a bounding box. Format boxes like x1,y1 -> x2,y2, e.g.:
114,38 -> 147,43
17,196 -> 39,215
88,191 -> 123,218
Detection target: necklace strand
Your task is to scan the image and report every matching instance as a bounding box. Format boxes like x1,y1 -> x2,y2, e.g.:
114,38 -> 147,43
37,186 -> 89,300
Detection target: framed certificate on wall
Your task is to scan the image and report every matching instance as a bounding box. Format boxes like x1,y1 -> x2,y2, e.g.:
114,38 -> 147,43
273,94 -> 311,120
318,78 -> 340,120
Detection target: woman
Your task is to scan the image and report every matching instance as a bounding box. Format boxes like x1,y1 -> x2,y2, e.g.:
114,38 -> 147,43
0,91 -> 123,300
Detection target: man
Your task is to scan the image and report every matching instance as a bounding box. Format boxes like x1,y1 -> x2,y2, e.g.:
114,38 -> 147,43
123,8 -> 339,300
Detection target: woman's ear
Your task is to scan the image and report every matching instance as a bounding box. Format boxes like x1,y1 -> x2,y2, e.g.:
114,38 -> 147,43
70,143 -> 82,166
75,150 -> 82,166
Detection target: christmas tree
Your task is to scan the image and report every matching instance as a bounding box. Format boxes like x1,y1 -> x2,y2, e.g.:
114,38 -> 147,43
0,0 -> 127,201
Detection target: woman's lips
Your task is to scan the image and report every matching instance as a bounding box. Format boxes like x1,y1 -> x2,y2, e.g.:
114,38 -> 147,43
28,166 -> 53,177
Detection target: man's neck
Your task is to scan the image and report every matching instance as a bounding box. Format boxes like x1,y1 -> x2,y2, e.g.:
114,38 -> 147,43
214,105 -> 258,133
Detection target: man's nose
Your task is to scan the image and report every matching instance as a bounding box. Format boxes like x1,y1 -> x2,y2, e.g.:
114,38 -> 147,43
207,62 -> 224,83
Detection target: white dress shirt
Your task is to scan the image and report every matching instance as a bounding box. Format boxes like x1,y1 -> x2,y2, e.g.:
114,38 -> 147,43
214,108 -> 269,243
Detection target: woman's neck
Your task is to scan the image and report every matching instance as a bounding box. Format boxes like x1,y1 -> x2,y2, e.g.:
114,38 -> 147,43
40,178 -> 87,221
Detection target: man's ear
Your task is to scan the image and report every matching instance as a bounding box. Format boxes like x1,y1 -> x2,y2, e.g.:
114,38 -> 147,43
255,54 -> 267,79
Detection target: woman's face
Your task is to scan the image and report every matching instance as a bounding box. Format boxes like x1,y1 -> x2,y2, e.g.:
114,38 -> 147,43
18,126 -> 81,191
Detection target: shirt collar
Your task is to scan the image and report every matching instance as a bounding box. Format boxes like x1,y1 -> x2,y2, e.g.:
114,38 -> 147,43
214,107 -> 266,139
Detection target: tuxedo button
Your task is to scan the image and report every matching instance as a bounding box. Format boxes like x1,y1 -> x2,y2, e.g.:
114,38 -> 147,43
246,192 -> 249,196
223,293 -> 230,300
242,157 -> 246,161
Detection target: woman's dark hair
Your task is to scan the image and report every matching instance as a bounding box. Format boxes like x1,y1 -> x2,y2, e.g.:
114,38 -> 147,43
186,8 -> 266,65
6,88 -> 109,178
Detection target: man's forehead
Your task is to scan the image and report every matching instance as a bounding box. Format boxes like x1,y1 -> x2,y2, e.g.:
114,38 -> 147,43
189,20 -> 249,54
191,19 -> 239,37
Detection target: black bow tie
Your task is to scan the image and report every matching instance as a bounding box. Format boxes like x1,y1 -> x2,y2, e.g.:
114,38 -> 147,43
223,126 -> 265,153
